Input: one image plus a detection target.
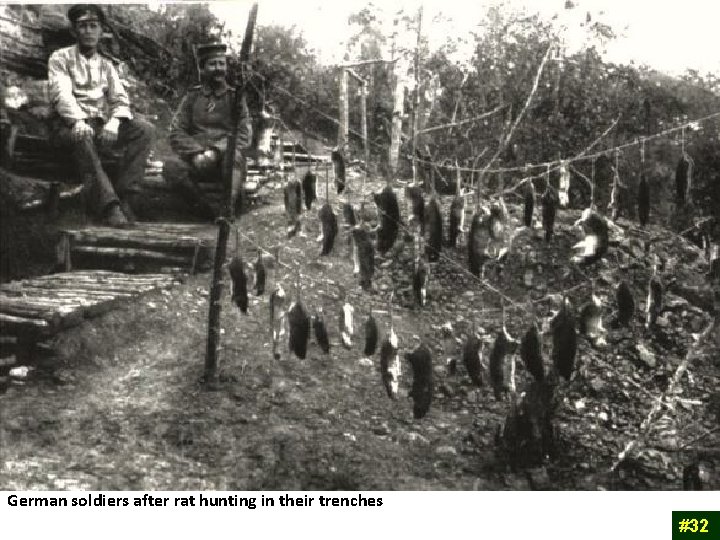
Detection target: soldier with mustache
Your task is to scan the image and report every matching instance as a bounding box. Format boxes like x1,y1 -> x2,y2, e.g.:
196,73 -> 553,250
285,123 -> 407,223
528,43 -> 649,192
163,42 -> 253,220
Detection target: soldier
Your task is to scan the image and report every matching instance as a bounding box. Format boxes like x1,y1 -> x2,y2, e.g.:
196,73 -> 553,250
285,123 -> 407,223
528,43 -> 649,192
48,4 -> 155,227
163,43 -> 253,220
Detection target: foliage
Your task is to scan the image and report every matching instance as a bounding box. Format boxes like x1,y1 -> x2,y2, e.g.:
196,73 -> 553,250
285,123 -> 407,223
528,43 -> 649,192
104,3 -> 221,103
247,25 -> 339,145
337,2 -> 720,228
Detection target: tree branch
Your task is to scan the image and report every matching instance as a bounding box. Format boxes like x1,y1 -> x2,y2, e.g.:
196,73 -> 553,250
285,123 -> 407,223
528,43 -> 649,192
479,44 -> 555,183
420,104 -> 507,135
609,321 -> 716,473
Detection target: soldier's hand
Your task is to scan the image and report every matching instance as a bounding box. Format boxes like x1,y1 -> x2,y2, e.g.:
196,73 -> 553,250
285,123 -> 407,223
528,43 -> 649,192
192,149 -> 219,171
71,120 -> 94,143
204,148 -> 220,165
211,139 -> 227,153
100,117 -> 120,145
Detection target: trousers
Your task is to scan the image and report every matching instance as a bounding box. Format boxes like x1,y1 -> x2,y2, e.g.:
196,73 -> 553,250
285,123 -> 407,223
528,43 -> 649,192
52,117 -> 155,216
163,152 -> 245,216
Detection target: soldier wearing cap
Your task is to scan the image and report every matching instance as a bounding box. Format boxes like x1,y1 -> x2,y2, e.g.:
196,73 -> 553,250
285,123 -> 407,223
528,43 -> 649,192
48,4 -> 155,227
163,42 -> 252,219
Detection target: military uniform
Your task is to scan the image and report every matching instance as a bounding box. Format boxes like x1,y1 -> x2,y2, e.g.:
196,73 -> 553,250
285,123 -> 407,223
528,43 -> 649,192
164,81 -> 252,218
48,44 -> 155,221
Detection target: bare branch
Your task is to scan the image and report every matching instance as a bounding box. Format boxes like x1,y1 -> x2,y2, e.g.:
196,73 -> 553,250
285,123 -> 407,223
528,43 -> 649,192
576,115 -> 621,159
420,104 -> 508,135
479,44 -> 555,181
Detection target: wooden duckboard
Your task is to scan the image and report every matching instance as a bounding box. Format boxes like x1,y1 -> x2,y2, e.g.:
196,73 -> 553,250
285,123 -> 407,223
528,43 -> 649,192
0,270 -> 180,339
57,222 -> 217,274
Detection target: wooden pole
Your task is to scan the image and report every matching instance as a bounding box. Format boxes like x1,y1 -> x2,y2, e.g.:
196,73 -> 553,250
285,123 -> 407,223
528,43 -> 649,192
204,2 -> 258,382
361,79 -> 369,183
388,22 -> 403,176
411,5 -> 423,186
389,66 -> 403,176
338,69 -> 349,153
204,217 -> 231,379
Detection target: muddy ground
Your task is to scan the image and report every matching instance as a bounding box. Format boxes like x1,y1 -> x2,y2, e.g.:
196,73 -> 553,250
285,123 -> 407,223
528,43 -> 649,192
1,178 -> 718,491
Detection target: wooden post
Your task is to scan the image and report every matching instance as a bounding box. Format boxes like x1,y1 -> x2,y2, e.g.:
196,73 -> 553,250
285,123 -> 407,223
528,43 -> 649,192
204,218 -> 231,379
388,27 -> 403,176
204,2 -> 258,382
338,69 -> 349,152
361,79 -> 369,180
411,5 -> 423,185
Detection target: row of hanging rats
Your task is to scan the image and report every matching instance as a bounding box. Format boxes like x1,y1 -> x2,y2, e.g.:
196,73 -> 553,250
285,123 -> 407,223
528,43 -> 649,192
223,141 -> 714,419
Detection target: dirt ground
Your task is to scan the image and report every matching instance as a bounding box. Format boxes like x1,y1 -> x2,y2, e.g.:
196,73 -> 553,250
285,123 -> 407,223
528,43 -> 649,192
1,179 -> 718,491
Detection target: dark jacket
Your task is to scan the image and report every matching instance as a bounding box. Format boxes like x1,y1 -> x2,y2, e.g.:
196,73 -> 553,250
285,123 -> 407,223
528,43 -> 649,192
169,82 -> 252,160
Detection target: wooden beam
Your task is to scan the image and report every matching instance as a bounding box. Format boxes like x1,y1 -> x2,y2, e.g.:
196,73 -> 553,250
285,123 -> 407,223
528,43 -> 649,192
340,58 -> 398,68
345,68 -> 365,84
71,245 -> 191,265
361,80 -> 369,179
338,68 -> 349,152
0,313 -> 51,335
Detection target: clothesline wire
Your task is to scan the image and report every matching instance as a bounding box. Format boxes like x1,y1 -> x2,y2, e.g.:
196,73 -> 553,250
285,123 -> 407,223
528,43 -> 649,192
245,66 -> 720,177
233,176 -> 597,321
230,71 -> 714,313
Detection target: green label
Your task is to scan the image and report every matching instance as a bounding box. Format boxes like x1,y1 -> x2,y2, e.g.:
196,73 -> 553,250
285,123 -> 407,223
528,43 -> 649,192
673,512 -> 720,540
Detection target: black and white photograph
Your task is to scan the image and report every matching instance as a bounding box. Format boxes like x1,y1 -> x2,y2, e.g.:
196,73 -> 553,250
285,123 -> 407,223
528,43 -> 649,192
0,0 -> 719,500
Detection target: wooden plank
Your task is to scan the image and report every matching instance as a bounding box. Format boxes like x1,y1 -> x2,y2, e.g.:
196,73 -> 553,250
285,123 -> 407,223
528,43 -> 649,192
61,227 -> 210,244
0,287 -> 116,301
31,273 -> 176,286
0,300 -> 62,327
64,230 -> 206,251
0,289 -> 117,317
55,232 -> 72,272
39,270 -> 172,279
27,277 -> 174,287
132,222 -> 213,234
9,285 -> 137,299
16,281 -> 158,296
25,277 -> 167,290
0,298 -> 84,329
71,245 -> 191,265
0,313 -> 52,335
0,292 -> 107,309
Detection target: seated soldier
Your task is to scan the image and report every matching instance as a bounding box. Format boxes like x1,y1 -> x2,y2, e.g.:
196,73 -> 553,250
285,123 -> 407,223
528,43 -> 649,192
163,43 -> 252,220
48,4 -> 155,227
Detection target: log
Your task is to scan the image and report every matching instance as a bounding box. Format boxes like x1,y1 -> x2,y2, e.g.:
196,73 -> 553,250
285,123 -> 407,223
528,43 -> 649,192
71,245 -> 191,264
0,291 -> 107,308
0,302 -> 62,327
132,222 -> 212,233
0,287 -> 115,301
64,231 -> 206,251
39,270 -> 171,279
30,278 -> 174,290
31,279 -> 162,291
62,228 -> 209,245
55,232 -> 72,272
28,274 -> 175,286
0,298 -> 83,328
16,281 -> 154,296
11,286 -> 136,299
0,290 -> 116,316
0,313 -> 52,335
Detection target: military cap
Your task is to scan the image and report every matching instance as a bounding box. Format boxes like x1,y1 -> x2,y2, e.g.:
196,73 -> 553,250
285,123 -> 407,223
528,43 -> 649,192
196,42 -> 228,64
68,4 -> 106,25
